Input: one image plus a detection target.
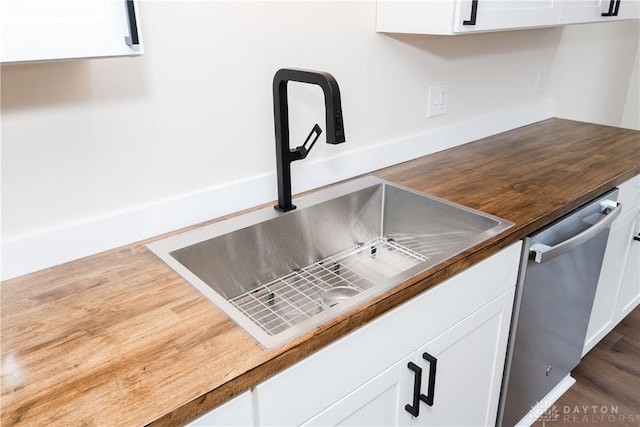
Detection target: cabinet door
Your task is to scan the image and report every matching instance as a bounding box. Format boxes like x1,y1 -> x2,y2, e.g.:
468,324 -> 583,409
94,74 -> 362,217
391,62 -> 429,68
615,210 -> 640,321
302,354 -> 414,427
303,288 -> 515,427
583,207 -> 639,355
410,288 -> 516,427
377,0 -> 561,34
584,176 -> 640,356
453,0 -> 562,33
1,0 -> 143,63
560,0 -> 640,24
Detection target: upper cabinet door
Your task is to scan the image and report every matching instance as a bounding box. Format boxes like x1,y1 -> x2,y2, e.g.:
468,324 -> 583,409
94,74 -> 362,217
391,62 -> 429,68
1,0 -> 143,63
376,0 -> 639,34
376,0 -> 562,34
453,0 -> 562,33
560,0 -> 640,24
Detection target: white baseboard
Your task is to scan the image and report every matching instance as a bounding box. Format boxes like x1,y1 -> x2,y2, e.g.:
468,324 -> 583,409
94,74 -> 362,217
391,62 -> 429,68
1,99 -> 556,281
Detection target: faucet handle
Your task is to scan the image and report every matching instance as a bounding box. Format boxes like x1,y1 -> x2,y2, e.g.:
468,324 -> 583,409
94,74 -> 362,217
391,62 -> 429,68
295,124 -> 323,160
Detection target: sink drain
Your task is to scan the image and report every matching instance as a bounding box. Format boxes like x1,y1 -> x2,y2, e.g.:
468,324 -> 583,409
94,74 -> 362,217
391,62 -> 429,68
321,286 -> 360,307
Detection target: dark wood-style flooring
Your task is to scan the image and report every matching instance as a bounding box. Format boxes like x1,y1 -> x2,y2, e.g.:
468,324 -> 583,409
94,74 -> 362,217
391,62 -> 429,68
534,307 -> 640,426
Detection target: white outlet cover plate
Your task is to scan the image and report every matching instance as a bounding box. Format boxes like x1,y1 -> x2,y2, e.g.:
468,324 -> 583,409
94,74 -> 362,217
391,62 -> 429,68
428,84 -> 448,118
534,69 -> 547,94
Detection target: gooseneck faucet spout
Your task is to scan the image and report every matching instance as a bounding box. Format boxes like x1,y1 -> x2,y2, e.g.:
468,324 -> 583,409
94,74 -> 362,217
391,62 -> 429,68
273,68 -> 345,212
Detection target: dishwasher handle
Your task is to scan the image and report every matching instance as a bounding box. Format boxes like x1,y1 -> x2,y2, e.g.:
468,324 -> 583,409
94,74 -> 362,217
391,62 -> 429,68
530,201 -> 622,263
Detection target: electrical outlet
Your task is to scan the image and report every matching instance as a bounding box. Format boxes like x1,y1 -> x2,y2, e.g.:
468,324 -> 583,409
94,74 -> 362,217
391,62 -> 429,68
534,69 -> 547,94
428,84 -> 448,118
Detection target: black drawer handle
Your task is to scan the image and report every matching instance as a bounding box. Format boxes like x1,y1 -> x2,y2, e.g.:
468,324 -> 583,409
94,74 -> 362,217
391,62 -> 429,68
405,362 -> 426,417
633,233 -> 640,242
463,0 -> 479,25
124,0 -> 140,46
420,352 -> 437,406
602,0 -> 621,16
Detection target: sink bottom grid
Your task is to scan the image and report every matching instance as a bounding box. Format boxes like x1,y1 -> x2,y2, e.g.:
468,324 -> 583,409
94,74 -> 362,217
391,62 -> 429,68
228,237 -> 427,337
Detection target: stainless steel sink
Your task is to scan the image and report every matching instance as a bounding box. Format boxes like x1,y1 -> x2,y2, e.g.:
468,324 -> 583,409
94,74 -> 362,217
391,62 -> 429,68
147,177 -> 513,349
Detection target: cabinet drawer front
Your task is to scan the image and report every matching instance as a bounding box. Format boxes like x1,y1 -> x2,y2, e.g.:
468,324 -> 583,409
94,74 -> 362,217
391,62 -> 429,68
255,242 -> 521,426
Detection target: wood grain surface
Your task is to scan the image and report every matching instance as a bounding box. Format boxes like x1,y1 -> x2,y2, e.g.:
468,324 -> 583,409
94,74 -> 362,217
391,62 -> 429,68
2,118 -> 639,426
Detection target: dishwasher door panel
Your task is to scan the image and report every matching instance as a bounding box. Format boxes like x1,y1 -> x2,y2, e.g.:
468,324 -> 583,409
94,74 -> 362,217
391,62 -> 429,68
502,232 -> 609,426
500,188 -> 619,427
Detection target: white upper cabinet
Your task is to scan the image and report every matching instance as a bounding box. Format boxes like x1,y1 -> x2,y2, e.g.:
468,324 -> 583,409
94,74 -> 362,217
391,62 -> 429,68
376,0 -> 563,34
376,0 -> 639,34
561,0 -> 640,24
1,0 -> 143,63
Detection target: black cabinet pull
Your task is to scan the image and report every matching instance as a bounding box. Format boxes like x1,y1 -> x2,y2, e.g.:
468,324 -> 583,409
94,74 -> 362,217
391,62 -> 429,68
463,0 -> 479,25
124,0 -> 140,46
613,0 -> 622,15
602,0 -> 615,16
633,233 -> 640,242
420,352 -> 437,407
602,0 -> 621,16
405,362 -> 426,417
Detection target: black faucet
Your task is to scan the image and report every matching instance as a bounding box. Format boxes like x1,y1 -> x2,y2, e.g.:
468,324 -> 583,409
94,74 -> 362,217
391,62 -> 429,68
273,68 -> 345,212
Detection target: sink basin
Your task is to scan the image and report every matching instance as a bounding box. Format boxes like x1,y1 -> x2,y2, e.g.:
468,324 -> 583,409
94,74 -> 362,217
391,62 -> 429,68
147,176 -> 513,348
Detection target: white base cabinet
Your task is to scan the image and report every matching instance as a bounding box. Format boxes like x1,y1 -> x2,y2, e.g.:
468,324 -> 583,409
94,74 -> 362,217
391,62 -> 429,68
614,209 -> 640,320
302,355 -> 412,427
255,242 -> 521,427
583,175 -> 640,356
303,288 -> 514,427
410,289 -> 514,427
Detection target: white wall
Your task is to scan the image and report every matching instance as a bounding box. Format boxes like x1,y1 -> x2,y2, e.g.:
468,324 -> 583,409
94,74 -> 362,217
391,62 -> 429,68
621,38 -> 640,130
0,1 -> 637,279
551,19 -> 639,128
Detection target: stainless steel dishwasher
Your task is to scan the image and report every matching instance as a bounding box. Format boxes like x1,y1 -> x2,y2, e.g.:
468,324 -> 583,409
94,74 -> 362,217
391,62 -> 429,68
498,188 -> 622,427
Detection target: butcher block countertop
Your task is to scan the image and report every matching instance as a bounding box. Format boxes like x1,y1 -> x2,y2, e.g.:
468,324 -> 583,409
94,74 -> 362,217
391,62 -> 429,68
2,118 -> 639,426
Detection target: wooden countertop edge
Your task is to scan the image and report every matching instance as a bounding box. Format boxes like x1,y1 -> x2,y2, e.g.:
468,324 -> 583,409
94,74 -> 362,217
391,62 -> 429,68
149,164 -> 640,426
509,168 -> 640,238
